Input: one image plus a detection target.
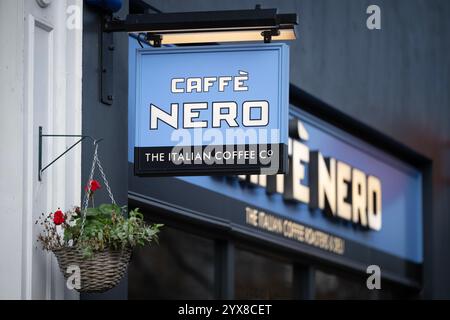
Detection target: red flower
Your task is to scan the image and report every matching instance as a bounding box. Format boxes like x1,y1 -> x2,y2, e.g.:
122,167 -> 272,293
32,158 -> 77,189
53,209 -> 65,225
85,179 -> 101,193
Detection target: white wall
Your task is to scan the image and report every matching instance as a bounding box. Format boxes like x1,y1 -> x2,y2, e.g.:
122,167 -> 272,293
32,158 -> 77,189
0,0 -> 83,300
0,0 -> 26,300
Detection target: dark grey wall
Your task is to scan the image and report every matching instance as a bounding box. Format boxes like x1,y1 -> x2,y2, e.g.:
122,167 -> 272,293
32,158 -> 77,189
145,0 -> 450,298
81,1 -> 129,299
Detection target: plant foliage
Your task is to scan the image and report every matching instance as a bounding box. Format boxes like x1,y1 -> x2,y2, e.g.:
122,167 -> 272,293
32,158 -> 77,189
37,205 -> 162,259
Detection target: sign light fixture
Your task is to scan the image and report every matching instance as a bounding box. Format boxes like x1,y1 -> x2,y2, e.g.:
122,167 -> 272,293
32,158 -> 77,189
103,8 -> 298,46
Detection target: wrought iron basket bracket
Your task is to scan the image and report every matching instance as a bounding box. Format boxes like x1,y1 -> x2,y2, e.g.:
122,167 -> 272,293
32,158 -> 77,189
38,126 -> 103,181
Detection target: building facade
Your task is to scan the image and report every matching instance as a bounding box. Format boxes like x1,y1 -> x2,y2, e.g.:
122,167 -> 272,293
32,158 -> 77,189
1,0 -> 449,299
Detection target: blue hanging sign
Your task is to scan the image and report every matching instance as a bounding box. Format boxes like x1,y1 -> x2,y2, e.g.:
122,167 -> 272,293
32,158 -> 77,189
131,43 -> 289,176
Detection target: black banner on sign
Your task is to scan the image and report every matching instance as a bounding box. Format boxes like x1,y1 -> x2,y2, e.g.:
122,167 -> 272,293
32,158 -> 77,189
134,144 -> 288,176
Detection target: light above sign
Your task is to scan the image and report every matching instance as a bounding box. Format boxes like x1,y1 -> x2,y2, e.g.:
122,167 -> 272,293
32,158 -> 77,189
130,28 -> 296,46
104,8 -> 298,45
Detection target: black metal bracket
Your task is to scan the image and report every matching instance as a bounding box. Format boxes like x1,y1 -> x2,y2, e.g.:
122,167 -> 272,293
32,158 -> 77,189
101,15 -> 116,105
146,33 -> 162,47
262,29 -> 280,43
38,126 -> 103,181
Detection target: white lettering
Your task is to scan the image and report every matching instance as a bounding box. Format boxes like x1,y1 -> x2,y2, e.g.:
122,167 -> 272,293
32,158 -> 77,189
367,176 -> 382,231
242,101 -> 269,127
171,78 -> 184,93
184,103 -> 207,128
352,168 -> 368,227
219,76 -> 232,92
336,161 -> 352,221
150,103 -> 178,129
212,102 -> 238,128
186,78 -> 202,93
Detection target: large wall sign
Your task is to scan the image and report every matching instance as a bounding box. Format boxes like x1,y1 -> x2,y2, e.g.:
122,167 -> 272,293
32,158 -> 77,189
130,43 -> 289,176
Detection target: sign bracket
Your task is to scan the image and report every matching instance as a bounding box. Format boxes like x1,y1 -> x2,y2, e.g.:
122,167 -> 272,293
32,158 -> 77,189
38,126 -> 103,181
145,33 -> 162,47
101,15 -> 115,105
262,29 -> 281,43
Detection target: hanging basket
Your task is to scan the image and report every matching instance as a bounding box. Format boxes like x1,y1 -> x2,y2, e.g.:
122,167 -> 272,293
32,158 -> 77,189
53,142 -> 131,293
53,246 -> 132,293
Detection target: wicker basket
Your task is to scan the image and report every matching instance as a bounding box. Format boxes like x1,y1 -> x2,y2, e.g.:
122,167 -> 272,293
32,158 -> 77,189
53,246 -> 132,293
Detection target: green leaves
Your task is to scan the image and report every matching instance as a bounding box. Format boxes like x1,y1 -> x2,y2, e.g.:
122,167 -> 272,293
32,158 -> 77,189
85,204 -> 123,218
62,205 -> 162,259
86,207 -> 100,217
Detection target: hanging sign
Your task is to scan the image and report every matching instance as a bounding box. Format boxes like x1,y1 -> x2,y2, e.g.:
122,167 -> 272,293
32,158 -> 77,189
131,43 -> 289,176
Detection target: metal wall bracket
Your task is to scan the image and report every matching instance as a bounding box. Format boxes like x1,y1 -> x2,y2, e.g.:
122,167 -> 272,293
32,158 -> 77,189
38,126 -> 102,181
101,26 -> 115,105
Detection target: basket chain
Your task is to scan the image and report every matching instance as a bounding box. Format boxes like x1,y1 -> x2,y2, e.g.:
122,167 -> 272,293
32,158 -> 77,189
94,148 -> 116,206
80,142 -> 116,238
